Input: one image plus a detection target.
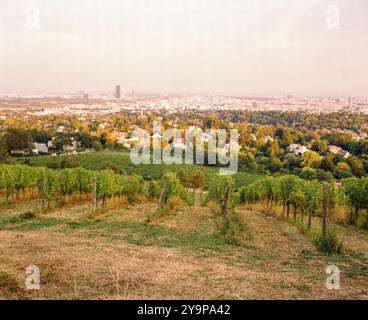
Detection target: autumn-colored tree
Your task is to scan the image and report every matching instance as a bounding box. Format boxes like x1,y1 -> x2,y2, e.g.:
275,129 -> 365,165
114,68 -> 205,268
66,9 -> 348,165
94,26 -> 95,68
301,151 -> 322,168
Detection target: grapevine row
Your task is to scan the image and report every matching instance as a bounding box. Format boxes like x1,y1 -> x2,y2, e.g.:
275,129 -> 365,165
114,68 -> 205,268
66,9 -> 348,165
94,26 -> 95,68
0,164 -> 145,208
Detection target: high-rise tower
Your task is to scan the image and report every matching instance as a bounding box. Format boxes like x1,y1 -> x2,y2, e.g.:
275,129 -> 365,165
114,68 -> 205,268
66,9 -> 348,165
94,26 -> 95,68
115,85 -> 121,99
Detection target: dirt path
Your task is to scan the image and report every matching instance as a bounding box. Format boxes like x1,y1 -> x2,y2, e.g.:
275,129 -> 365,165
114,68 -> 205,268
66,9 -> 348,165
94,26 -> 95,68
193,189 -> 202,208
236,208 -> 317,257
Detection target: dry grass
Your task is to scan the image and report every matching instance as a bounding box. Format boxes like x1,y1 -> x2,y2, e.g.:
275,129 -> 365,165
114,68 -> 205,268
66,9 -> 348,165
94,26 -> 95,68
0,198 -> 368,300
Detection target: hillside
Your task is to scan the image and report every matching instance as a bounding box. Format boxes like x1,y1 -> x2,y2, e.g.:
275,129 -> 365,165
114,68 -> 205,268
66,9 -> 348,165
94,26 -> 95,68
1,196 -> 367,299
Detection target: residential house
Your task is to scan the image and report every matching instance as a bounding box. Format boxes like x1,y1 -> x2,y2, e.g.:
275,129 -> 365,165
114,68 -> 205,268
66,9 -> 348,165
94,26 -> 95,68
287,144 -> 308,156
32,142 -> 48,155
327,146 -> 350,159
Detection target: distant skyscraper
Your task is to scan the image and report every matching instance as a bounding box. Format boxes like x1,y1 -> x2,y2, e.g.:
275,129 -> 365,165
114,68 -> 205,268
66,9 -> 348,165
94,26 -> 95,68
115,85 -> 121,99
345,96 -> 353,112
132,90 -> 136,103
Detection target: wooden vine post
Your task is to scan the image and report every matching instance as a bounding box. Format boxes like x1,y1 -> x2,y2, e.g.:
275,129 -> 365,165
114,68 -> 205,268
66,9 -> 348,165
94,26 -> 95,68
158,175 -> 168,210
322,182 -> 328,236
42,177 -> 46,213
222,182 -> 231,218
92,176 -> 97,211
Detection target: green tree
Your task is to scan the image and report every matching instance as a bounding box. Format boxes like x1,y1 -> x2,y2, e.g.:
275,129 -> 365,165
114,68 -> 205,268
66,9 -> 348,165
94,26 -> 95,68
92,141 -> 103,152
280,129 -> 293,148
347,156 -> 365,177
5,129 -> 33,151
320,154 -> 335,172
301,151 -> 322,168
277,175 -> 300,219
0,138 -> 8,161
266,140 -> 280,156
299,167 -> 318,180
336,162 -> 352,179
269,157 -> 282,173
53,133 -> 73,151
304,180 -> 322,230
341,177 -> 366,225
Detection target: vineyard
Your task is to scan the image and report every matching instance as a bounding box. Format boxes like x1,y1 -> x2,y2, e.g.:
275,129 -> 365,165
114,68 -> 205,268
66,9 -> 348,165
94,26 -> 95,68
1,163 -> 368,299
0,164 -> 147,210
240,176 -> 368,226
17,151 -> 263,187
1,164 -> 368,248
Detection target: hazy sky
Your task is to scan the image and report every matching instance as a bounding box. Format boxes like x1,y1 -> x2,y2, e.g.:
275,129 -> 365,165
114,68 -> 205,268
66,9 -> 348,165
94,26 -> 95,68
0,0 -> 367,96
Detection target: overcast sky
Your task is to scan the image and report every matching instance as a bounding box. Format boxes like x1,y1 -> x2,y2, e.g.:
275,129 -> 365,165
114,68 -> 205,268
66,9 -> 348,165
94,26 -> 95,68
0,0 -> 367,96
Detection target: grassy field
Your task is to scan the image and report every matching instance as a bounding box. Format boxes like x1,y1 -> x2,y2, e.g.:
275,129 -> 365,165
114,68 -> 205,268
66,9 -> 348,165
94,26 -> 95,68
1,194 -> 368,299
18,151 -> 263,187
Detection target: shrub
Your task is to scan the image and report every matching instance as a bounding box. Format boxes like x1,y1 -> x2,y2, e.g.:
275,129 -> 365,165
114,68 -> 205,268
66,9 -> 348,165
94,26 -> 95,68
200,190 -> 208,207
60,155 -> 80,168
296,219 -> 308,235
315,230 -> 343,255
147,181 -> 160,199
190,170 -> 206,188
216,213 -> 251,246
176,169 -> 190,187
148,203 -> 173,222
99,161 -> 120,174
19,211 -> 36,220
46,157 -> 60,169
88,207 -> 108,219
177,187 -> 194,206
171,195 -> 185,208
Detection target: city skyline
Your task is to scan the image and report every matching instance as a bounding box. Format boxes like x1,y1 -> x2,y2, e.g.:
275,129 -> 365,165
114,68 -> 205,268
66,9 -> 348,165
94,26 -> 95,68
0,0 -> 367,96
1,87 -> 367,100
